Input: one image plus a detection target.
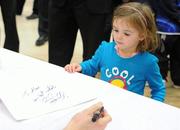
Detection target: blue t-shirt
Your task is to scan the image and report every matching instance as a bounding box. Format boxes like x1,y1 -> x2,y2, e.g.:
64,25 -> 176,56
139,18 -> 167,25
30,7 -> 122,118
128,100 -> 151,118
81,41 -> 165,102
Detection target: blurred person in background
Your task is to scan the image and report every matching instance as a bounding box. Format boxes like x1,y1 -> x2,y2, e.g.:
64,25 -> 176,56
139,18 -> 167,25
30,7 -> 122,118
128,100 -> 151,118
1,0 -> 19,52
35,0 -> 49,46
16,0 -> 38,20
155,0 -> 180,88
48,0 -> 112,67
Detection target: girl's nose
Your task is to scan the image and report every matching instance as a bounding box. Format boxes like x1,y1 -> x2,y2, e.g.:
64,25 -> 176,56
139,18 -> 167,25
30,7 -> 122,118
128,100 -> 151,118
117,34 -> 123,40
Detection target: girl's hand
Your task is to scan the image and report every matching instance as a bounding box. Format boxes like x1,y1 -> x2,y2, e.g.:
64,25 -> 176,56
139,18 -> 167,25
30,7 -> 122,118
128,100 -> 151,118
64,63 -> 82,73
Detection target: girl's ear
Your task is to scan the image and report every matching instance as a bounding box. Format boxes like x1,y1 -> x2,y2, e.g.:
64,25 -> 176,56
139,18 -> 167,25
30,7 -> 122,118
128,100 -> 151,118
139,33 -> 145,41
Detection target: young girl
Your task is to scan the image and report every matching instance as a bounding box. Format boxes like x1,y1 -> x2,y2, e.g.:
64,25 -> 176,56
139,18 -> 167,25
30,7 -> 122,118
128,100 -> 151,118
65,2 -> 165,102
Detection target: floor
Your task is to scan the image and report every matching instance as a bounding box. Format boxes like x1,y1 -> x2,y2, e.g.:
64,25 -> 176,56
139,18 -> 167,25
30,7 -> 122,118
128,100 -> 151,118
0,0 -> 180,108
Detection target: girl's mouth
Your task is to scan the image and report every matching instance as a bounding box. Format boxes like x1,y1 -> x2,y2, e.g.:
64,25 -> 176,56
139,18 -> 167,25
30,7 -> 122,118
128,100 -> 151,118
116,41 -> 124,45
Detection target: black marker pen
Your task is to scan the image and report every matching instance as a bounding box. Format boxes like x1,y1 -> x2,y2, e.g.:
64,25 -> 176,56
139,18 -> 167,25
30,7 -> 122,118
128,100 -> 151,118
92,106 -> 104,122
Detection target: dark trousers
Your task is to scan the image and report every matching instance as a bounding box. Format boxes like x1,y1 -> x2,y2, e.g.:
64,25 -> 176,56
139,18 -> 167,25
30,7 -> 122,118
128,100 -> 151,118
16,0 -> 25,14
0,0 -> 19,52
103,0 -> 123,42
16,0 -> 38,15
32,0 -> 38,14
48,1 -> 108,67
156,35 -> 180,85
38,0 -> 49,36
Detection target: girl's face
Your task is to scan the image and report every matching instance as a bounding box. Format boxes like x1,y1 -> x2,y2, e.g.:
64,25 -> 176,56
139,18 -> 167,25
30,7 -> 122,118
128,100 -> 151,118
112,18 -> 144,55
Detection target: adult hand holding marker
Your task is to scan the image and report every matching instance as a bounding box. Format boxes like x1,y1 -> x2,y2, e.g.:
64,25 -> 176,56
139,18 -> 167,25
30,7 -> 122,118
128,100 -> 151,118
63,102 -> 112,130
92,106 -> 104,122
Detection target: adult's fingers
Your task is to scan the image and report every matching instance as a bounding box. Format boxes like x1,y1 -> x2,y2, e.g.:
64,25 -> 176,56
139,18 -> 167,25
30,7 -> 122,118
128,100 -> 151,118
98,110 -> 112,124
83,102 -> 103,114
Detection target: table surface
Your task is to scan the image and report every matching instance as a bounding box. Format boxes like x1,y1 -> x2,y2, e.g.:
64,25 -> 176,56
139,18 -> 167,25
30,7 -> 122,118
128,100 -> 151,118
0,48 -> 180,130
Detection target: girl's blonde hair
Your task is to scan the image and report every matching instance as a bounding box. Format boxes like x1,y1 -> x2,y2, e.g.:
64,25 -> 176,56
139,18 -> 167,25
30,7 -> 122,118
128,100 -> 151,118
113,2 -> 159,52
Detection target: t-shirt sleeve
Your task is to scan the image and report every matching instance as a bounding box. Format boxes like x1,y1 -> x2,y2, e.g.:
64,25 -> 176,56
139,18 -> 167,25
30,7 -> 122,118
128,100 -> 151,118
80,41 -> 106,76
145,57 -> 166,102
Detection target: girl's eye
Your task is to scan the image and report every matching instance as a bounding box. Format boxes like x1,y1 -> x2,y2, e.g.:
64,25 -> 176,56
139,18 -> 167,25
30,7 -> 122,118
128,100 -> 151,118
124,32 -> 130,36
113,29 -> 119,33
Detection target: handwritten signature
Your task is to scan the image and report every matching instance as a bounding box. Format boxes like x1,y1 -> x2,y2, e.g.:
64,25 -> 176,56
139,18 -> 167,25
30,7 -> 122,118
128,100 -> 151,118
22,85 -> 68,103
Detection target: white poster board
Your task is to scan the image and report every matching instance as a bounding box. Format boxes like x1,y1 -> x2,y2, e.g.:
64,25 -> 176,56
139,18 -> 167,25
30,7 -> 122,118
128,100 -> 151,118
0,67 -> 97,120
